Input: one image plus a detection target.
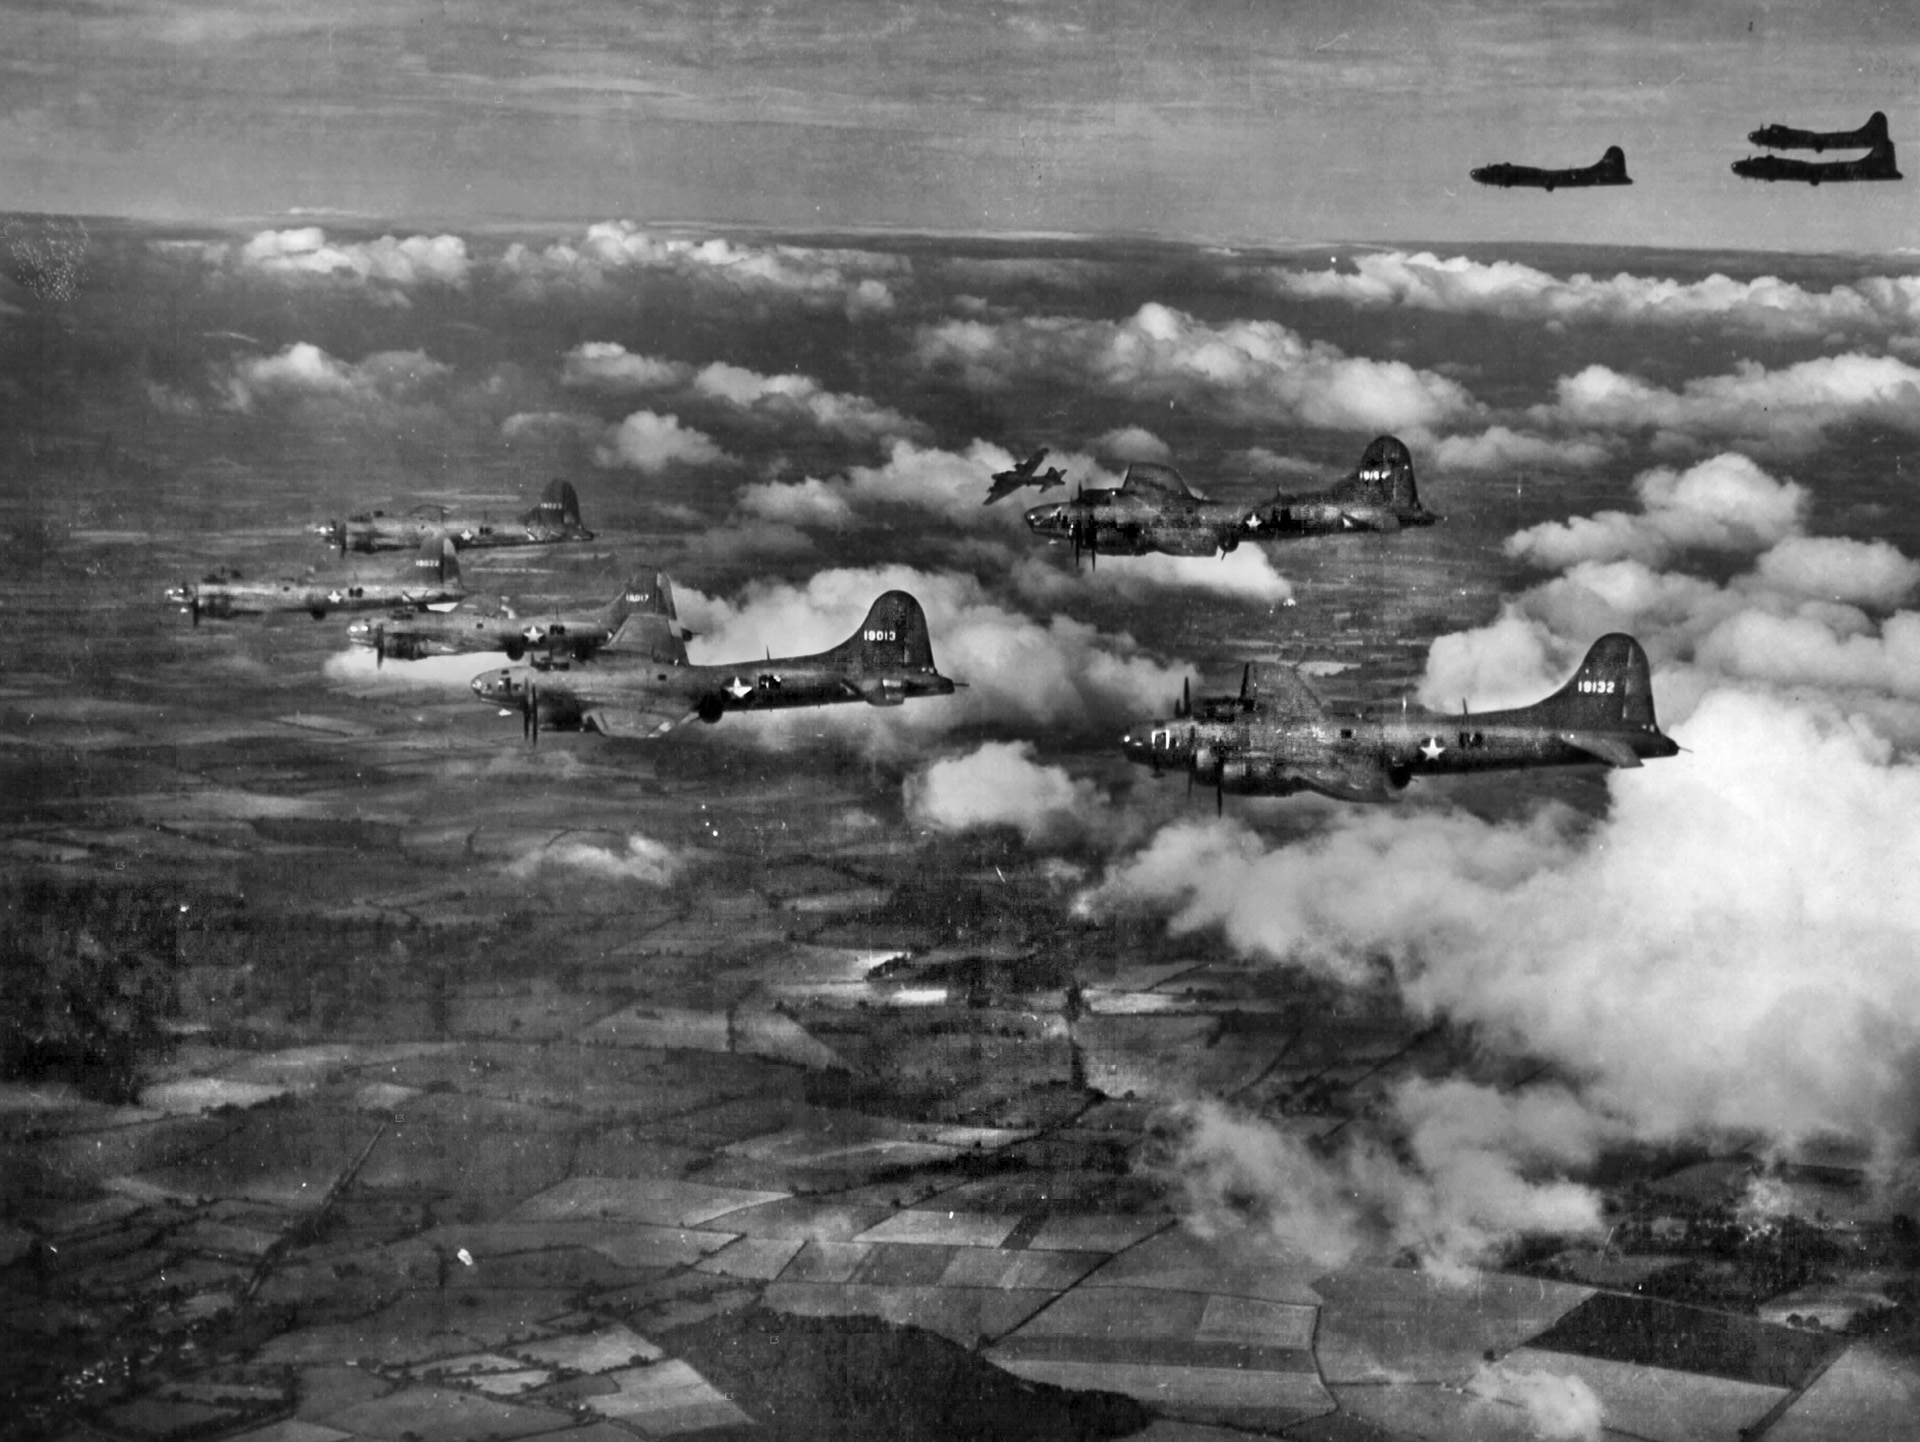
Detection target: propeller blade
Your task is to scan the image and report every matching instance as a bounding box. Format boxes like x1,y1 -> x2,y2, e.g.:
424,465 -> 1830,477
188,591 -> 200,628
1216,769 -> 1224,817
374,627 -> 385,668
529,683 -> 539,745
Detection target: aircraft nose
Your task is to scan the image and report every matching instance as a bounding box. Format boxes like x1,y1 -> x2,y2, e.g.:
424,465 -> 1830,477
1023,503 -> 1064,535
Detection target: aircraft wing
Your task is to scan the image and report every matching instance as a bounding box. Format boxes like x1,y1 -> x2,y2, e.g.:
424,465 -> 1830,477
581,702 -> 698,739
606,613 -> 690,665
1240,662 -> 1329,725
1558,731 -> 1642,768
1292,755 -> 1395,803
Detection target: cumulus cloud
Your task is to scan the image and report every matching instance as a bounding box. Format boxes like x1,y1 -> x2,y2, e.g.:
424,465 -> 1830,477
1466,1363 -> 1606,1442
595,410 -> 730,472
1271,249 -> 1920,342
508,834 -> 681,884
1505,453 -> 1807,570
1093,426 -> 1172,463
1429,461 -> 1920,726
675,565 -> 1189,751
562,345 -> 921,443
917,302 -> 1481,438
1006,547 -> 1296,606
223,342 -> 451,415
561,342 -> 693,392
1433,425 -> 1615,475
1088,711 -> 1920,1157
690,361 -> 922,442
498,222 -> 904,317
190,227 -> 471,300
904,741 -> 1110,845
1529,355 -> 1920,456
1158,1091 -> 1606,1279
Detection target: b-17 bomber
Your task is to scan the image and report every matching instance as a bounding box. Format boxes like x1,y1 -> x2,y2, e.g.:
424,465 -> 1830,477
167,535 -> 464,624
1122,633 -> 1678,804
314,479 -> 593,554
1244,435 -> 1439,537
349,572 -> 686,667
471,589 -> 957,741
1732,142 -> 1902,184
1023,435 -> 1437,565
984,448 -> 1068,505
1748,111 -> 1890,153
1470,145 -> 1633,190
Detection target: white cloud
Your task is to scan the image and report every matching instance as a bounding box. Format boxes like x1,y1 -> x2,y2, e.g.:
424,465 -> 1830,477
1752,535 -> 1920,610
1093,426 -> 1172,462
1007,547 -> 1296,605
1433,425 -> 1615,474
904,741 -> 1109,845
191,227 -> 472,299
223,342 -> 450,414
1086,706 -> 1920,1157
1505,453 -> 1807,570
1530,355 -> 1920,456
595,410 -> 730,472
1466,1363 -> 1605,1442
498,223 -> 904,317
508,834 -> 681,884
561,342 -> 693,391
1158,1090 -> 1606,1279
917,302 -> 1481,438
691,361 -> 922,441
1272,249 -> 1920,341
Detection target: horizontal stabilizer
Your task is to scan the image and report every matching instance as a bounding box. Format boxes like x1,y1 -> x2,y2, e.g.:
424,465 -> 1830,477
1559,732 -> 1642,768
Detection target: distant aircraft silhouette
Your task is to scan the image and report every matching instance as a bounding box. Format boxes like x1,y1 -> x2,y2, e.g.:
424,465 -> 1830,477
1470,146 -> 1632,191
985,448 -> 1067,505
1733,140 -> 1902,185
1748,111 -> 1890,153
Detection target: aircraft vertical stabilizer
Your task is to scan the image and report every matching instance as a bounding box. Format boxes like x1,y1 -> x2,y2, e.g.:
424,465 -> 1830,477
1354,436 -> 1421,510
412,535 -> 461,587
831,591 -> 938,671
1533,633 -> 1660,731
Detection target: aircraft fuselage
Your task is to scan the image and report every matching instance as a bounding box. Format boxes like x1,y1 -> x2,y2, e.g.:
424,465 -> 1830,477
1024,488 -> 1250,557
1125,702 -> 1678,801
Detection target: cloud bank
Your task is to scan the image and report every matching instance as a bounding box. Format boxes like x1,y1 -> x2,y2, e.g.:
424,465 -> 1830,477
917,302 -> 1481,438
1271,249 -> 1920,341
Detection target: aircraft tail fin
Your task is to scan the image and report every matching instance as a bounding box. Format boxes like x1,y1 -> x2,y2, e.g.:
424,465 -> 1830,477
412,534 -> 460,587
1535,633 -> 1660,730
1865,111 -> 1890,146
1597,145 -> 1628,180
605,570 -> 688,662
1352,435 -> 1421,510
524,479 -> 585,530
828,591 -> 939,672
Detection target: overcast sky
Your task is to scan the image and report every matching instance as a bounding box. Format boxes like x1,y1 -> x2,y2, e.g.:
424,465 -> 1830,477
5,0 -> 1917,252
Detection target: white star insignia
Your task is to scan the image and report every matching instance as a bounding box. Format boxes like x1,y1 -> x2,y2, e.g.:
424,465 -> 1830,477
725,677 -> 754,700
1420,736 -> 1445,762
1245,513 -> 1262,531
327,590 -> 344,604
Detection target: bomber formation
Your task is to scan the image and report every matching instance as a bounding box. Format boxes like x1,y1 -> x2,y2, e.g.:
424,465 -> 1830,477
167,428 -> 1677,803
1471,111 -> 1903,190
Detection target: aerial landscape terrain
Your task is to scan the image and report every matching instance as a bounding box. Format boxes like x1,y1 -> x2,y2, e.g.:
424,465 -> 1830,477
5,216 -> 1920,1441
6,3 -> 1920,1439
